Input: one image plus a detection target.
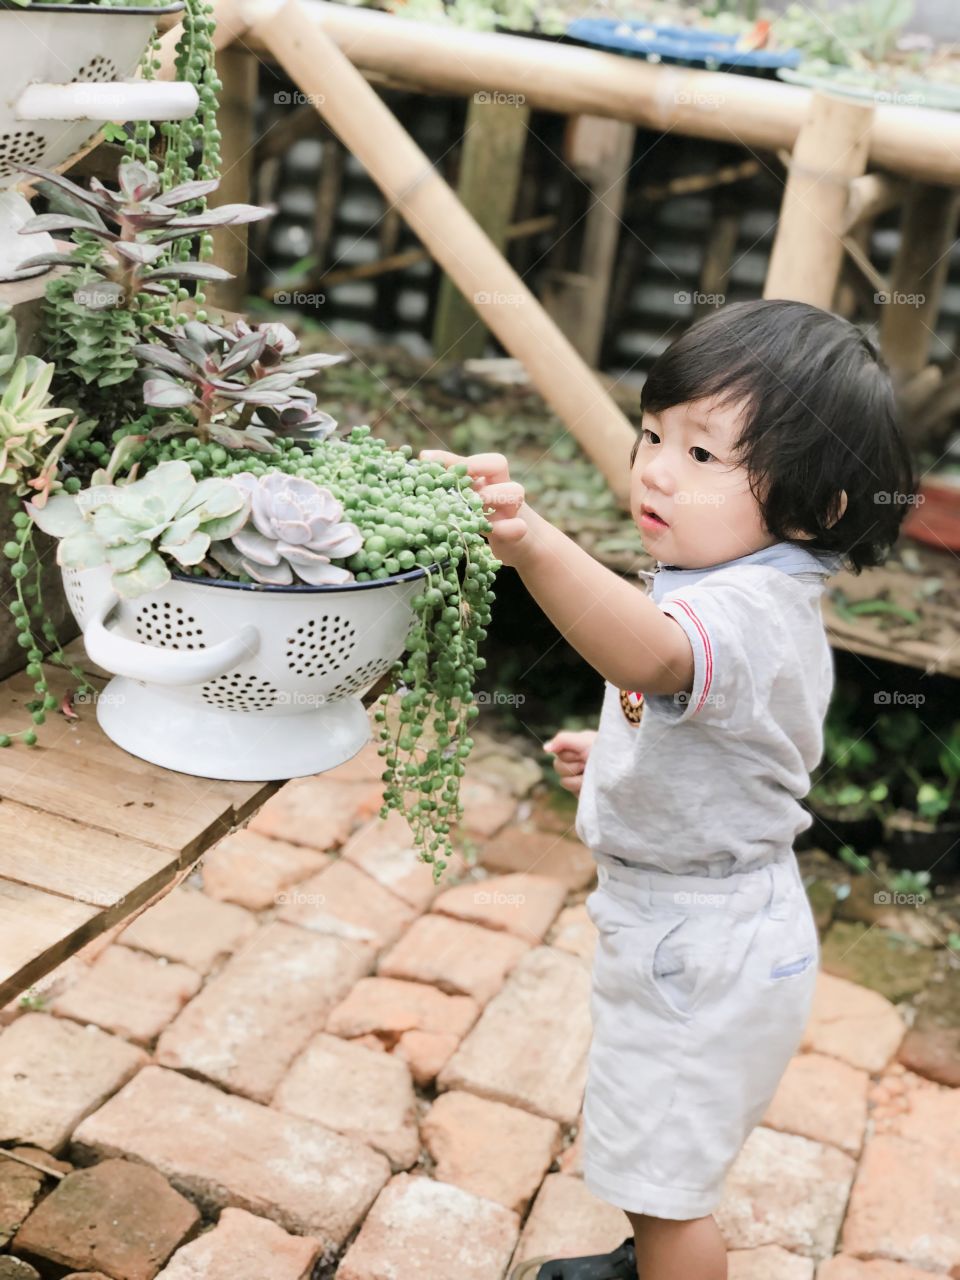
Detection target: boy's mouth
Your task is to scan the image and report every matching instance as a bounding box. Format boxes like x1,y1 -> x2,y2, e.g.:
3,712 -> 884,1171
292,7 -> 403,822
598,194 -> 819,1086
640,504 -> 669,530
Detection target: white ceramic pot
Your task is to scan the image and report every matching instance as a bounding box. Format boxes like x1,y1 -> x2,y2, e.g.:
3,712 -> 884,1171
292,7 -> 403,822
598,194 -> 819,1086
62,563 -> 428,780
0,1 -> 198,280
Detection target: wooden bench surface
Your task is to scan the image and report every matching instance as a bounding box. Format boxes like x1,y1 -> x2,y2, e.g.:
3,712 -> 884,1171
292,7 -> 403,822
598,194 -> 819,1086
0,640 -> 279,1007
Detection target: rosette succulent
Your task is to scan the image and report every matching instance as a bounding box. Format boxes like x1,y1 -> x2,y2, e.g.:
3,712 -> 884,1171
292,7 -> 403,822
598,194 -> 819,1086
208,471 -> 363,585
0,356 -> 75,491
28,460 -> 249,597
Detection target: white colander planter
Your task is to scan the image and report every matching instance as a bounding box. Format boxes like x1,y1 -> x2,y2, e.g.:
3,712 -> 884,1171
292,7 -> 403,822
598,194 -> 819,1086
62,563 -> 428,780
0,1 -> 198,280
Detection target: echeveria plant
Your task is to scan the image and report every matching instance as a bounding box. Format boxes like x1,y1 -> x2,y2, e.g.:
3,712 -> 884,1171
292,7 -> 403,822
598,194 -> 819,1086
208,471 -> 363,585
133,317 -> 347,453
17,160 -> 273,309
28,459 -> 248,597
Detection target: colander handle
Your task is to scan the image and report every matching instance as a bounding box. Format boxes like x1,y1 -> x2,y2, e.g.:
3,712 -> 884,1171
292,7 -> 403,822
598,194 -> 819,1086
84,590 -> 260,688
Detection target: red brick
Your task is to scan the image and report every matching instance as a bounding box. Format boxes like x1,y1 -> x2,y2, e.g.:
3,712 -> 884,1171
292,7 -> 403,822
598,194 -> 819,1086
432,872 -> 566,942
0,1014 -> 146,1153
763,1052 -> 869,1156
247,775 -> 383,850
438,947 -> 591,1125
118,889 -> 256,975
340,811 -> 453,911
155,1208 -> 321,1279
456,777 -> 516,838
71,1066 -> 390,1249
200,828 -> 329,911
840,1084 -> 960,1273
395,1031 -> 461,1087
509,1174 -> 629,1272
274,1032 -> 420,1170
378,913 -> 530,1004
817,1259 -> 943,1280
276,859 -> 416,955
800,973 -> 905,1073
337,1173 -> 519,1280
547,903 -> 597,967
422,1090 -> 560,1213
0,1149 -> 54,1248
52,948 -> 201,1046
327,976 -> 478,1046
479,827 -> 596,891
13,1159 -> 199,1280
156,922 -> 373,1102
716,1127 -> 856,1259
727,1246 -> 815,1278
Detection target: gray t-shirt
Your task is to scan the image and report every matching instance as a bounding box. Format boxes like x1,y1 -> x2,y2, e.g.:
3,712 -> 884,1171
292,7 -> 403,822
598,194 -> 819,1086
574,541 -> 844,876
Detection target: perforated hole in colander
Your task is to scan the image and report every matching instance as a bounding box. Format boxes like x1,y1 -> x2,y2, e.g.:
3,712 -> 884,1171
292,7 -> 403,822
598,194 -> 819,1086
63,569 -> 86,620
134,601 -> 207,650
285,615 -> 357,677
0,131 -> 45,180
70,55 -> 120,84
325,656 -> 394,702
201,673 -> 280,712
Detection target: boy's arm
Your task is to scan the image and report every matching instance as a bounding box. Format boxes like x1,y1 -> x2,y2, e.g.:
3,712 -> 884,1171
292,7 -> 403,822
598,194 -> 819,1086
515,504 -> 694,697
419,447 -> 693,695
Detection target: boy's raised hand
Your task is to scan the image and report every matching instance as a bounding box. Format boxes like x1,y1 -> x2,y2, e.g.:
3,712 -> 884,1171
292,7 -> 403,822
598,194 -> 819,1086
543,730 -> 598,796
418,450 -> 530,565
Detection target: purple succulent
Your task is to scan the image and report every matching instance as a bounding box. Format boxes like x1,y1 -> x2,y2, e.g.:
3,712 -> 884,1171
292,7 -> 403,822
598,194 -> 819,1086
209,471 -> 363,586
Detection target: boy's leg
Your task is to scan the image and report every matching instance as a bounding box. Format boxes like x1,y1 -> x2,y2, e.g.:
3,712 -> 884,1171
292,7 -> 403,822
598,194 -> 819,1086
626,1211 -> 727,1280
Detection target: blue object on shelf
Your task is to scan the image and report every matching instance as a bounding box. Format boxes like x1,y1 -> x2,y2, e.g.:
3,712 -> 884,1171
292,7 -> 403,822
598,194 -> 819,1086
564,18 -> 802,72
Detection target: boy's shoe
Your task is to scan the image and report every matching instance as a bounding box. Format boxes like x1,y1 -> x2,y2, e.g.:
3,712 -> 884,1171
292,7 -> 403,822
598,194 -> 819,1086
509,1236 -> 637,1279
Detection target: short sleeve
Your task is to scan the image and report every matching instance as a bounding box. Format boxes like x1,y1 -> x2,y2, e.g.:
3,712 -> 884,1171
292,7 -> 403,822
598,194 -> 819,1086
641,569 -> 787,731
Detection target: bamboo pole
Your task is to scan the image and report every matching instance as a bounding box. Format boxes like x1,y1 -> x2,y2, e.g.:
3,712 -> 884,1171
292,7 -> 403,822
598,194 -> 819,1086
206,44 -> 259,314
880,182 -> 960,379
764,92 -> 874,309
232,0 -> 960,187
240,0 -> 637,505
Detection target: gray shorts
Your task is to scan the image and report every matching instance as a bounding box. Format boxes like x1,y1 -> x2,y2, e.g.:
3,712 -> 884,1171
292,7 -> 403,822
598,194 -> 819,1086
582,853 -> 818,1220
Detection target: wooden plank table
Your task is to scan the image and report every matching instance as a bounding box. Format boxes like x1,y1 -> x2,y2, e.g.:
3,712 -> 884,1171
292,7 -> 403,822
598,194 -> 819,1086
0,653 -> 279,1006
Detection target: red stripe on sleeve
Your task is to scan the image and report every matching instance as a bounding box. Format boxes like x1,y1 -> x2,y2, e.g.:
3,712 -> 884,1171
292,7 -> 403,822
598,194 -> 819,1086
672,600 -> 713,715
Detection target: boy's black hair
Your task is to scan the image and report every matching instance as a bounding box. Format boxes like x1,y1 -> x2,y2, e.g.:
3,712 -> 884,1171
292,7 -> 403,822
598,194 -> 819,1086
631,299 -> 916,574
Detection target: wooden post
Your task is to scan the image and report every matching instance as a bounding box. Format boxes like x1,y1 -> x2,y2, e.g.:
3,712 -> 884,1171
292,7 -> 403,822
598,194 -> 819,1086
540,115 -> 635,367
432,94 -> 530,362
879,182 -> 960,378
205,45 -> 258,316
240,0 -> 637,506
764,91 -> 874,308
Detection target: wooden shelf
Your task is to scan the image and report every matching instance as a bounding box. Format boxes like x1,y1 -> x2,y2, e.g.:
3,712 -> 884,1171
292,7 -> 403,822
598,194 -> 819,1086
0,659 -> 279,1007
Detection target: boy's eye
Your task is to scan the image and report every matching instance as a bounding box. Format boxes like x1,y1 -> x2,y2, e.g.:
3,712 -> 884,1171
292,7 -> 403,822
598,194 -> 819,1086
691,446 -> 714,463
641,427 -> 660,444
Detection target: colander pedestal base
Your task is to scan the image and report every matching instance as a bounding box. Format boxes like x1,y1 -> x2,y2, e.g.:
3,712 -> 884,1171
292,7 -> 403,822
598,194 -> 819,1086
95,676 -> 373,781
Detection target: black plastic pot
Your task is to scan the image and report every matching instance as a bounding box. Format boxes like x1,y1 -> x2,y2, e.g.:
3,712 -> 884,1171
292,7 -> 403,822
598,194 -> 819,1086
800,798 -> 883,858
883,811 -> 960,880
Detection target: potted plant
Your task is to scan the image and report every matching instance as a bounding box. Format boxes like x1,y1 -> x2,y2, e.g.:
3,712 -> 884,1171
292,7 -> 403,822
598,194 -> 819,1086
801,687 -> 888,856
882,720 -> 960,880
1,153 -> 499,879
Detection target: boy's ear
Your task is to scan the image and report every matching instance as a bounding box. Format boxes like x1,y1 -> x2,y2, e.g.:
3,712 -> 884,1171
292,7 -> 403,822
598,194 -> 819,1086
827,490 -> 848,528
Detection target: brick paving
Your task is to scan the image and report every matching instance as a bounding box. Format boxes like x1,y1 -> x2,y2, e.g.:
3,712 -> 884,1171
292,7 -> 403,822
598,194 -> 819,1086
0,731 -> 957,1278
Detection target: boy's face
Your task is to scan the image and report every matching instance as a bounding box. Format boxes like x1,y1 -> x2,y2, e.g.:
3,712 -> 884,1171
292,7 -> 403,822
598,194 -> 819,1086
630,394 -> 777,569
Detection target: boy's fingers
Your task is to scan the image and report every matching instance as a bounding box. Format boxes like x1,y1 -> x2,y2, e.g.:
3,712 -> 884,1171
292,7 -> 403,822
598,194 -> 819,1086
479,481 -> 524,520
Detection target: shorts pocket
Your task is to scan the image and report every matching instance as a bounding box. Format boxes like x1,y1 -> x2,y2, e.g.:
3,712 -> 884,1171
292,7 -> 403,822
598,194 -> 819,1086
762,894 -> 819,985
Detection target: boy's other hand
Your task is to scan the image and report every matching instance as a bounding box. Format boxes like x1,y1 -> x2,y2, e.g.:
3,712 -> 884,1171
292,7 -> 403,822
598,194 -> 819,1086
418,450 -> 530,565
543,729 -> 598,796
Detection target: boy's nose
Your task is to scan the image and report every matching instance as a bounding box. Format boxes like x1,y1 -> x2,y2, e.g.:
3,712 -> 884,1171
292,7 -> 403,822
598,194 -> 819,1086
640,456 -> 674,494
